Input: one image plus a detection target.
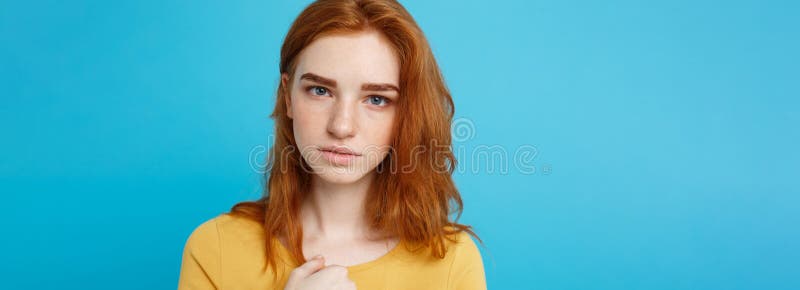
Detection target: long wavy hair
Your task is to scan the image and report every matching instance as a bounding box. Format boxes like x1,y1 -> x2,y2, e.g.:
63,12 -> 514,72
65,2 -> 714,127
229,0 -> 481,279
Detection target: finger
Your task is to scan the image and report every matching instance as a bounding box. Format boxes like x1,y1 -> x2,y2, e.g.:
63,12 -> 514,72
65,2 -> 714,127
291,255 -> 326,278
317,264 -> 349,279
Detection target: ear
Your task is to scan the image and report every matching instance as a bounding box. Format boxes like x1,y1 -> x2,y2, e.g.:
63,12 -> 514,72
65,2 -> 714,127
281,73 -> 293,119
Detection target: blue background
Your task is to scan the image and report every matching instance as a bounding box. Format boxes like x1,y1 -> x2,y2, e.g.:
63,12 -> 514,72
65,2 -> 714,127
2,0 -> 798,289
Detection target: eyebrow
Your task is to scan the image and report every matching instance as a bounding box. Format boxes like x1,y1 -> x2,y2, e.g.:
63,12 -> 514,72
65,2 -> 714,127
299,72 -> 399,93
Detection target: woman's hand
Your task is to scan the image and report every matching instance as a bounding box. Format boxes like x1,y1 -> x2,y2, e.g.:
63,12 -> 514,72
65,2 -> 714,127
284,255 -> 357,290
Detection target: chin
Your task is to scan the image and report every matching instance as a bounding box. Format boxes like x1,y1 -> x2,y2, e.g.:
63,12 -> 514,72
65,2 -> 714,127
314,169 -> 370,184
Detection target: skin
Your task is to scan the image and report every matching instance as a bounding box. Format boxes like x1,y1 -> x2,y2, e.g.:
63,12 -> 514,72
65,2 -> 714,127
281,30 -> 402,290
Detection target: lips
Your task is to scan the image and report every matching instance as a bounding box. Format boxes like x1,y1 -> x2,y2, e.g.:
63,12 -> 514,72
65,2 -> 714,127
318,145 -> 362,156
318,145 -> 361,166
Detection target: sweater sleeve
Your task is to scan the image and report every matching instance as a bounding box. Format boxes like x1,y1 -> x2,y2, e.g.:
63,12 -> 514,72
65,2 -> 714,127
178,217 -> 222,290
447,232 -> 488,290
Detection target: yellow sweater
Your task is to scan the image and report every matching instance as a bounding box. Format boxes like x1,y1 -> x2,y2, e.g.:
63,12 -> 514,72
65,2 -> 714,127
178,213 -> 487,290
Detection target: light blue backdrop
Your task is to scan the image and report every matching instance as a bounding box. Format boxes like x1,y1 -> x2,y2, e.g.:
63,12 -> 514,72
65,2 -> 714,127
2,0 -> 798,289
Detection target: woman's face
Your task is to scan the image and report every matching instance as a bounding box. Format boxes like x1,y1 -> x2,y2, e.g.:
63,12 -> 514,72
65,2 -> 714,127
283,30 -> 399,184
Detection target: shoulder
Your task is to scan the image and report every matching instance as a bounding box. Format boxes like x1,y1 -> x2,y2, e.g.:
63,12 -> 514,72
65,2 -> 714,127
184,215 -> 222,253
442,226 -> 481,254
179,214 -> 270,289
183,213 -> 264,254
179,215 -> 226,289
444,229 -> 487,290
445,230 -> 482,266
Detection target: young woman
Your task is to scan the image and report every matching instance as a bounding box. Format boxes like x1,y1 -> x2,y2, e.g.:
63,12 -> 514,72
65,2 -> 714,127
178,0 -> 487,289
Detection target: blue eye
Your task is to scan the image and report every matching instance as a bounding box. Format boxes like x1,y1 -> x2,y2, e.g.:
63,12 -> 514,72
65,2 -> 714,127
308,86 -> 329,96
367,95 -> 389,106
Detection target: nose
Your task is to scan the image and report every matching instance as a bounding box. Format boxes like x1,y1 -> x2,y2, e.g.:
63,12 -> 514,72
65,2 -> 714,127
327,99 -> 357,139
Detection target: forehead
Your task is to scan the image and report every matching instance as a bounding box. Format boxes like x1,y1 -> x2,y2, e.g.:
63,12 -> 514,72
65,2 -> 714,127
294,30 -> 400,86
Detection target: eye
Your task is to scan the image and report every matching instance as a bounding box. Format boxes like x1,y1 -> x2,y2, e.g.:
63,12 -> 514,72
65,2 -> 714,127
307,86 -> 330,97
366,95 -> 390,107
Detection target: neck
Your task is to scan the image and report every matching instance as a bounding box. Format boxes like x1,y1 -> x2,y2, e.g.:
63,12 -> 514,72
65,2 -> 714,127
301,171 -> 376,241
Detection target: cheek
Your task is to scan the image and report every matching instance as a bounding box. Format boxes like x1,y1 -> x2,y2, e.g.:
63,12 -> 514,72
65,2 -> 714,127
291,97 -> 329,147
363,108 -> 394,139
361,109 -> 396,158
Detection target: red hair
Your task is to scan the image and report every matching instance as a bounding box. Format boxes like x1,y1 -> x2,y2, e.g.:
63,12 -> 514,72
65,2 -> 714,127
230,0 -> 481,279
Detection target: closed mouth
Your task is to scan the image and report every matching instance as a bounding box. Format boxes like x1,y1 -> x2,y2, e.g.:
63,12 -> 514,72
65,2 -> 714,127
319,146 -> 362,156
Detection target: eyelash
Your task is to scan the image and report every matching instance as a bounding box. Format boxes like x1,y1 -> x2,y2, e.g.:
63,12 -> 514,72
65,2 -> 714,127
307,85 -> 330,97
304,85 -> 392,107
